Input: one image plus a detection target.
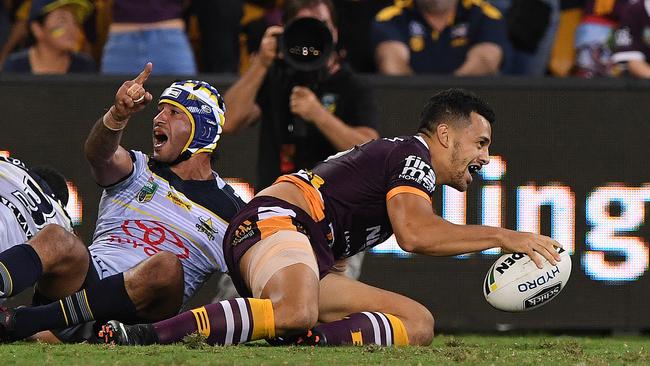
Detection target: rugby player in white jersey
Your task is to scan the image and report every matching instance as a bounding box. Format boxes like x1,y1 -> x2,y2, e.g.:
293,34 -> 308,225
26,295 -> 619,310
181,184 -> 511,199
0,63 -> 245,343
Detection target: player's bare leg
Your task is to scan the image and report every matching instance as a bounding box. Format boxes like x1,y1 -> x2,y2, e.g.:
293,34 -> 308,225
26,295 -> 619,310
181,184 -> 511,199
0,224 -> 89,301
257,263 -> 320,336
123,251 -> 184,321
310,272 -> 434,346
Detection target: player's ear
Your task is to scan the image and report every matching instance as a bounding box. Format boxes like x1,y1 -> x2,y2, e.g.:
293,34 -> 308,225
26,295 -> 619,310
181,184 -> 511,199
436,123 -> 450,148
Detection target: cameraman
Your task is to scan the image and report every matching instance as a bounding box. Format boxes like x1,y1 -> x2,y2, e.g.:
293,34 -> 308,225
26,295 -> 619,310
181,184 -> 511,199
223,0 -> 380,191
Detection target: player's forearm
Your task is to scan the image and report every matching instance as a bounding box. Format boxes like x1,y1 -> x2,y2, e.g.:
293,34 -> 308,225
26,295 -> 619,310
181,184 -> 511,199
398,221 -> 507,256
311,110 -> 379,150
454,43 -> 502,76
84,113 -> 125,169
223,56 -> 268,133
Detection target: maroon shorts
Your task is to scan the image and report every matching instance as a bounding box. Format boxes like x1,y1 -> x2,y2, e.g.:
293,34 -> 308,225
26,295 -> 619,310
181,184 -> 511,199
222,196 -> 335,298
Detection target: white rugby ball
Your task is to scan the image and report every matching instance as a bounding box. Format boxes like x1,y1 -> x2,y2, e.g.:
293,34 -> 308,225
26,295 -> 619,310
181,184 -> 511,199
483,248 -> 571,312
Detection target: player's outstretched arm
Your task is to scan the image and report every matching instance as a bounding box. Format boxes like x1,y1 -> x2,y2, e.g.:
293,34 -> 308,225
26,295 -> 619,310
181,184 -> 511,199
387,192 -> 562,269
84,63 -> 154,186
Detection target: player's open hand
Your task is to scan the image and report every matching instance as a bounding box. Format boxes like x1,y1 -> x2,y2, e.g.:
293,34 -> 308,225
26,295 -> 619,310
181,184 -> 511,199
501,231 -> 562,269
112,63 -> 154,121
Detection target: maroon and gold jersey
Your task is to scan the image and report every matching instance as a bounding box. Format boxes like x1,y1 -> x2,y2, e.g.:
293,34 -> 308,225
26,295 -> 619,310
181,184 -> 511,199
223,135 -> 436,295
310,135 -> 436,259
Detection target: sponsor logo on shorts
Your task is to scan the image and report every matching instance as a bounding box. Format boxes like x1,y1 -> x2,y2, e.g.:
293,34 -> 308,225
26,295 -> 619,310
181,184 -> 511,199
398,155 -> 435,192
166,190 -> 191,211
136,177 -> 158,203
195,217 -> 217,241
232,220 -> 255,246
524,283 -> 562,309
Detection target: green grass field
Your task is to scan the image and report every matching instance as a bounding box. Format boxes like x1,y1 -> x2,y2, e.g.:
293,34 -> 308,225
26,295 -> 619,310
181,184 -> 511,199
0,334 -> 648,365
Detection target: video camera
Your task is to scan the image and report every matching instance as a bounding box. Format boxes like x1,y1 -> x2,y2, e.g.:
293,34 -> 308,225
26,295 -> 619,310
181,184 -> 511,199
279,16 -> 334,82
277,17 -> 335,138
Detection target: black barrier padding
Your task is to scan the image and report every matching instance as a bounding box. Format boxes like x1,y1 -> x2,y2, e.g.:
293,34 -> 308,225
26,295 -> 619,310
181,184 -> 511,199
1,75 -> 649,332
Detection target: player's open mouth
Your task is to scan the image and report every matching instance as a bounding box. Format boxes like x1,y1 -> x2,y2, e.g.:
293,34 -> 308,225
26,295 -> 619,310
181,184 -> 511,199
468,163 -> 481,175
153,131 -> 168,148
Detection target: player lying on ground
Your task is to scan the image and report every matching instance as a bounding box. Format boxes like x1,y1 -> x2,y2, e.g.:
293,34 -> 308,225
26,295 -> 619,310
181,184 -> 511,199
100,89 -> 562,347
0,63 -> 245,343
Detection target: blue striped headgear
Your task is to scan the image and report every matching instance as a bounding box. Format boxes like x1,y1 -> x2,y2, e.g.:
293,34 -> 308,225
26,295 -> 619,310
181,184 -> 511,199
158,80 -> 226,161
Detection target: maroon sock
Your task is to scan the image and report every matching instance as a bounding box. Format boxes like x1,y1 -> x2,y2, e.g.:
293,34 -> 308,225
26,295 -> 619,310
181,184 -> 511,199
153,298 -> 275,345
313,312 -> 408,346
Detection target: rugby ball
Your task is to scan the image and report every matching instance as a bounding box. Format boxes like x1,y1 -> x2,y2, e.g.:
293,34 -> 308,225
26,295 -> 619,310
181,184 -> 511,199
483,248 -> 571,312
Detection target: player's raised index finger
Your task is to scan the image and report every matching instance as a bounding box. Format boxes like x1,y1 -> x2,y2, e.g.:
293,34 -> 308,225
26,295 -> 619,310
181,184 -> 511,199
133,62 -> 153,85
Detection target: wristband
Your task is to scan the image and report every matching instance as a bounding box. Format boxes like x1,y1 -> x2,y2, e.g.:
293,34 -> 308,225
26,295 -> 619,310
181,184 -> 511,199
102,107 -> 129,131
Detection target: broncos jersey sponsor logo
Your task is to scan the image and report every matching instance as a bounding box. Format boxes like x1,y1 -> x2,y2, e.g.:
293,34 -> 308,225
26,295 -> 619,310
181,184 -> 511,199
398,155 -> 435,192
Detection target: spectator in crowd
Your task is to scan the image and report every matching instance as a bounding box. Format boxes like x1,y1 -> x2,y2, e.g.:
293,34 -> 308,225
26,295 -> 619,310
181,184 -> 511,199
2,0 -> 95,74
371,0 -> 507,75
224,0 -> 379,191
611,0 -> 650,78
190,0 -> 243,73
574,0 -> 627,77
101,0 -> 196,75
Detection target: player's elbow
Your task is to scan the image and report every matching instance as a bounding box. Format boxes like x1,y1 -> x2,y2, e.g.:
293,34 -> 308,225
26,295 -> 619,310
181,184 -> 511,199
394,227 -> 425,253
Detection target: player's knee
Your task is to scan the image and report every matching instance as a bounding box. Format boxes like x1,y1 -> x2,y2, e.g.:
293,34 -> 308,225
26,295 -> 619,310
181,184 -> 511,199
408,306 -> 434,346
273,299 -> 318,332
142,251 -> 183,289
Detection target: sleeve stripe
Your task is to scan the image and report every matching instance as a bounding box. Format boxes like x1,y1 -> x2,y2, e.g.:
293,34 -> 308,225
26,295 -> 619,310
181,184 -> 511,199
386,186 -> 431,204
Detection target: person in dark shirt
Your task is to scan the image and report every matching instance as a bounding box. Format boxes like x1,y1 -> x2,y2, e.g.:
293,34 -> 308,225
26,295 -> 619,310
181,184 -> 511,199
98,89 -> 563,347
371,0 -> 507,75
223,0 -> 380,191
2,0 -> 95,74
611,0 -> 650,78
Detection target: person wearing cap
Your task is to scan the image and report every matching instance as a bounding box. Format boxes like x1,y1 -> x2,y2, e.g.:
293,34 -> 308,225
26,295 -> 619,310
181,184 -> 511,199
0,62 -> 246,344
2,0 -> 95,74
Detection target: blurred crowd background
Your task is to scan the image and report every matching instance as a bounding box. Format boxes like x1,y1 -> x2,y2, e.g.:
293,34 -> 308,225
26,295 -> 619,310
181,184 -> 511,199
0,0 -> 648,79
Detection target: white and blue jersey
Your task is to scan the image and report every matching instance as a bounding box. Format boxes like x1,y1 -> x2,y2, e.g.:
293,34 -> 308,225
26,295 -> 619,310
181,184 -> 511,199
89,151 -> 245,302
0,156 -> 73,251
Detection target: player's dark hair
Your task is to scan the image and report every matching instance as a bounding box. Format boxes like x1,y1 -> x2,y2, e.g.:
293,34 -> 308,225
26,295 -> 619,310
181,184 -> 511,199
30,166 -> 69,207
283,0 -> 338,27
418,89 -> 495,135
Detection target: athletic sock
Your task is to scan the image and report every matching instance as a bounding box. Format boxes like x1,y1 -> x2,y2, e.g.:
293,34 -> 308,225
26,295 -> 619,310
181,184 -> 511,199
0,244 -> 43,298
11,273 -> 136,340
313,312 -> 409,346
153,298 -> 275,345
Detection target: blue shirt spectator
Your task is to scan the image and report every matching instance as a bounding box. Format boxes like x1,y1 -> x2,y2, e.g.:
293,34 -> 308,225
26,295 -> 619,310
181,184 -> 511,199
371,0 -> 507,75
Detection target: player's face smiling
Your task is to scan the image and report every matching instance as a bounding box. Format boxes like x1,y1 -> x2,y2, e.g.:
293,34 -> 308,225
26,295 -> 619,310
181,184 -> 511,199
152,103 -> 192,163
447,112 -> 491,191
